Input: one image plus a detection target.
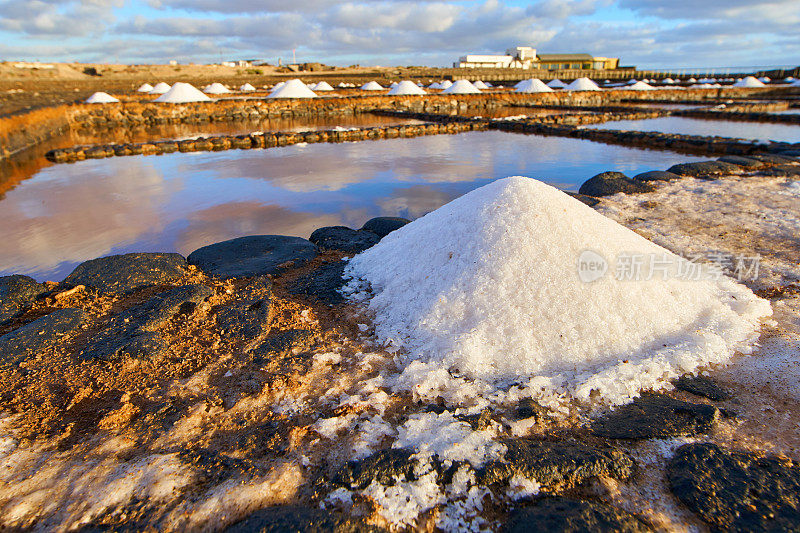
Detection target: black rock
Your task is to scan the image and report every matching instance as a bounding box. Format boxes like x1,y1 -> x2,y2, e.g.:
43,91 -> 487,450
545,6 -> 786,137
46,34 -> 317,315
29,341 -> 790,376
0,308 -> 87,364
502,497 -> 653,533
82,285 -> 213,360
673,375 -> 730,401
666,161 -> 742,178
226,505 -> 383,533
591,393 -> 718,440
668,443 -> 800,532
0,275 -> 48,324
760,164 -> 800,177
565,192 -> 600,207
514,399 -> 548,421
216,277 -> 272,350
309,226 -> 380,253
578,172 -> 654,197
63,253 -> 187,294
632,170 -> 681,182
749,154 -> 797,165
287,261 -> 347,305
187,236 -> 317,280
360,217 -> 411,238
479,439 -> 636,489
717,155 -> 764,169
334,448 -> 417,490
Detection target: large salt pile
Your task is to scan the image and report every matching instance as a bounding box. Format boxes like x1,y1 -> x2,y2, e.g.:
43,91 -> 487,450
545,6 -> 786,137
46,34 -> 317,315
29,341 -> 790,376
344,177 -> 771,404
312,81 -> 334,91
203,82 -> 231,94
546,78 -> 567,89
153,82 -> 211,103
734,76 -> 766,88
442,80 -> 480,94
149,82 -> 171,94
268,79 -> 317,98
361,81 -> 385,91
239,83 -> 256,92
85,92 -> 119,103
627,80 -> 655,91
564,77 -> 601,91
515,78 -> 553,93
388,81 -> 426,95
137,83 -> 154,92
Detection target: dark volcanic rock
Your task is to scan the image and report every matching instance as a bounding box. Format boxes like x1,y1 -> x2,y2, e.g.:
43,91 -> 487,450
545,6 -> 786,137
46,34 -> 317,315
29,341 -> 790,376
718,155 -> 764,169
591,393 -> 718,440
287,261 -> 347,305
668,443 -> 800,532
749,154 -> 797,165
334,448 -> 418,490
578,172 -> 654,197
360,217 -> 411,238
82,284 -> 213,360
187,235 -> 317,279
250,329 -> 319,374
502,497 -> 653,533
216,277 -> 272,349
760,164 -> 800,177
309,226 -> 380,253
0,275 -> 48,324
667,161 -> 742,178
226,505 -> 383,533
0,308 -> 87,364
565,191 -> 600,207
514,399 -> 548,421
479,439 -> 635,489
632,170 -> 681,182
63,253 -> 187,294
673,375 -> 730,401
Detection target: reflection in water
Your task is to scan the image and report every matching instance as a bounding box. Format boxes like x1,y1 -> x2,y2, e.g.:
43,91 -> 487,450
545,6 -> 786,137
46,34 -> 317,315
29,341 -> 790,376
586,116 -> 800,143
1,130 -> 707,280
455,107 -> 591,118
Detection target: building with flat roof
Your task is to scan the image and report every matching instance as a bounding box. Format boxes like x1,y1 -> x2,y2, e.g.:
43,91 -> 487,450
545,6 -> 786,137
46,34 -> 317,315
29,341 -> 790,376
454,47 -> 620,70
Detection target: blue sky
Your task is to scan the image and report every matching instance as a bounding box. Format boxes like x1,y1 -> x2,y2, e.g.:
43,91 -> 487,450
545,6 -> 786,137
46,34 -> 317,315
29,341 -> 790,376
0,0 -> 798,70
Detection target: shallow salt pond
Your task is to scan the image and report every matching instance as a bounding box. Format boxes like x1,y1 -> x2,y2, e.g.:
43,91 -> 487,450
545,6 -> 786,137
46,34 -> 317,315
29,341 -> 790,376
0,130 -> 706,281
585,115 -> 800,143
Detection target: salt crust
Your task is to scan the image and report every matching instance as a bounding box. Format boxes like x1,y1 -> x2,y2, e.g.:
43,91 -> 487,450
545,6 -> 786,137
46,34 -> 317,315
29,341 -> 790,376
344,176 -> 771,406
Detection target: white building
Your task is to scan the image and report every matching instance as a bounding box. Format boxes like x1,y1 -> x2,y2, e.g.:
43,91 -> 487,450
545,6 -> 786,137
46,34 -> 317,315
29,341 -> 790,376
455,47 -> 537,69
455,46 -> 620,70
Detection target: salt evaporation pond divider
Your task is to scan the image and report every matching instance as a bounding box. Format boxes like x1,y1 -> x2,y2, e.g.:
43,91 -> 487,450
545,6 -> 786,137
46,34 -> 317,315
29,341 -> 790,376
0,130 -> 706,281
585,116 -> 800,143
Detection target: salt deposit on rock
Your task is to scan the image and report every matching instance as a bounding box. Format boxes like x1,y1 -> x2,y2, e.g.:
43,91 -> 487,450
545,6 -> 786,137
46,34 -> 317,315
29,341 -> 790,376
344,177 -> 771,404
153,82 -> 211,103
239,83 -> 256,92
85,92 -> 119,104
442,80 -> 480,94
203,82 -> 231,94
149,82 -> 171,94
268,79 -> 317,98
473,80 -> 489,89
627,81 -> 655,91
546,78 -> 567,89
313,81 -> 334,91
515,78 -> 553,93
734,76 -> 766,88
565,77 -> 601,91
137,83 -> 154,92
361,81 -> 385,91
388,81 -> 426,96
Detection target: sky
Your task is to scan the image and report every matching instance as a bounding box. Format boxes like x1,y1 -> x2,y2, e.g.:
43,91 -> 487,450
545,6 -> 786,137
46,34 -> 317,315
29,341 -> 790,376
0,0 -> 798,70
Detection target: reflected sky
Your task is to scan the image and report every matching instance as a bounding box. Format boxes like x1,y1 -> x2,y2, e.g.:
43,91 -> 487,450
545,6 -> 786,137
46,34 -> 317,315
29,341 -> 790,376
585,116 -> 800,143
0,130 -> 707,281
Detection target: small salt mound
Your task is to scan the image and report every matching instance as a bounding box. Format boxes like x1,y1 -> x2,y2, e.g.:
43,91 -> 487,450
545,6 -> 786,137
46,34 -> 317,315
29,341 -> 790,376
272,81 -> 286,90
515,78 -> 553,93
442,80 -> 481,94
313,81 -> 334,91
783,77 -> 796,83
473,80 -> 489,89
440,80 -> 453,89
661,78 -> 675,84
239,83 -> 256,92
153,82 -> 210,103
149,82 -> 171,94
388,81 -> 426,95
361,81 -> 385,91
137,83 -> 154,93
389,82 -> 399,89
687,77 -> 697,83
204,82 -> 231,94
734,76 -> 766,88
345,177 -> 771,404
626,78 -> 637,85
268,79 -> 317,98
689,83 -> 715,89
564,77 -> 600,91
85,92 -> 119,104
758,76 -> 771,83
627,81 -> 655,91
428,81 -> 443,89
546,78 -> 567,89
